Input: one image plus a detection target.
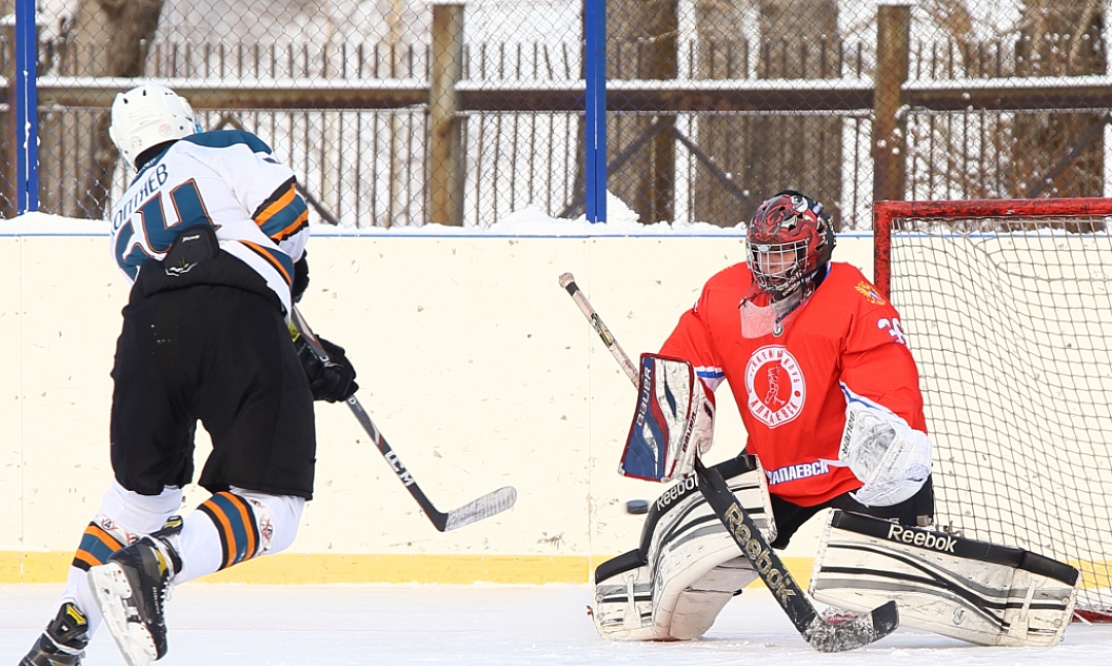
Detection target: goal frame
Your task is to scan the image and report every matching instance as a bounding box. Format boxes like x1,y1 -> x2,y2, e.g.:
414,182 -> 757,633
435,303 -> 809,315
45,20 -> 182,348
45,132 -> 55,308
873,197 -> 1112,296
872,196 -> 1112,622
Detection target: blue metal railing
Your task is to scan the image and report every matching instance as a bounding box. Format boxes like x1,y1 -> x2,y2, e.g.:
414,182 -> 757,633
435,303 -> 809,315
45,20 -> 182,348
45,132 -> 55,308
583,0 -> 607,223
14,0 -> 39,213
5,1 -> 610,222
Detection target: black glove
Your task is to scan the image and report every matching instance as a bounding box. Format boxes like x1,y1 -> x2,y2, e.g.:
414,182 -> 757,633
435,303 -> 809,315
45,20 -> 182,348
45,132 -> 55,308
296,335 -> 358,402
291,253 -> 310,303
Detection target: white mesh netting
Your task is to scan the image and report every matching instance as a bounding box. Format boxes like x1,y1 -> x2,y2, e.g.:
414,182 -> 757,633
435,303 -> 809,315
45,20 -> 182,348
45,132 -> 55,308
887,213 -> 1112,617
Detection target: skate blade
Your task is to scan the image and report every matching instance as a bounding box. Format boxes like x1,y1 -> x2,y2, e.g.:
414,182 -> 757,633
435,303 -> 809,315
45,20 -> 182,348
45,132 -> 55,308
88,564 -> 159,666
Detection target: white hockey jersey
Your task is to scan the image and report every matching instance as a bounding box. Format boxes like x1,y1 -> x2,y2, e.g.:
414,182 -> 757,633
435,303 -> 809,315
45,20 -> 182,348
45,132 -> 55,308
109,129 -> 310,316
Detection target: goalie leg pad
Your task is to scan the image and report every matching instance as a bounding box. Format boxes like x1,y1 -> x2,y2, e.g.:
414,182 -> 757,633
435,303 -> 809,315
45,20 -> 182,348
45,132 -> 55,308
593,550 -> 658,640
593,549 -> 759,642
593,455 -> 773,641
809,510 -> 1079,646
668,557 -> 757,640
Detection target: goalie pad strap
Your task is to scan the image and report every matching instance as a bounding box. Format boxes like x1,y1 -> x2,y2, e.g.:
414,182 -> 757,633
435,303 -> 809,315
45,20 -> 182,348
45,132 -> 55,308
810,510 -> 1079,647
829,511 -> 1078,584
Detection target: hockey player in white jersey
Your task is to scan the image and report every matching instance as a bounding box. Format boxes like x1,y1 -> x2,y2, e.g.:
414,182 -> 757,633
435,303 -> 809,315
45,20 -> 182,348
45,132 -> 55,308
21,82 -> 358,666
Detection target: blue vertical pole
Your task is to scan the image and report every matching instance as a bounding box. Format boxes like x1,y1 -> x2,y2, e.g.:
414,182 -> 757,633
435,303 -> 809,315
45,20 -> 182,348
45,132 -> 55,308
583,0 -> 606,223
14,0 -> 39,213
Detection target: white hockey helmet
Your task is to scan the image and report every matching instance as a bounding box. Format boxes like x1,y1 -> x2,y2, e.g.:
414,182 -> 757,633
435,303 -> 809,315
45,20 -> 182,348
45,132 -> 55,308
109,82 -> 201,168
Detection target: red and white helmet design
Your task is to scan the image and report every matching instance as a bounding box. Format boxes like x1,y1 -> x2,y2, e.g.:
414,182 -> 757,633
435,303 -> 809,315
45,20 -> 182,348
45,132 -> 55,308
746,190 -> 836,301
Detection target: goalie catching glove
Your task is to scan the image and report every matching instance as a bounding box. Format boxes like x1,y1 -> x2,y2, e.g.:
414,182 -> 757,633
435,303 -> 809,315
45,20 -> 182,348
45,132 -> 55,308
619,354 -> 715,482
294,334 -> 359,402
835,385 -> 932,507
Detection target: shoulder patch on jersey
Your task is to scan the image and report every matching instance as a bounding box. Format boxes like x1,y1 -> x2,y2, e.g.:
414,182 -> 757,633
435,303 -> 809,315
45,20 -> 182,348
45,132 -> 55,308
182,130 -> 274,155
854,280 -> 886,305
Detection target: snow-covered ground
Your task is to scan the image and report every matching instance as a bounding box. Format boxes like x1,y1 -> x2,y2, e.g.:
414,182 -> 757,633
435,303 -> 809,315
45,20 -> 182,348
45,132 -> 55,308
4,583 -> 1111,665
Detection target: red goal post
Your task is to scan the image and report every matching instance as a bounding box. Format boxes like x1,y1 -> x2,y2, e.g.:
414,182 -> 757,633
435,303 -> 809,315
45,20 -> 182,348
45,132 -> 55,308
873,198 -> 1112,621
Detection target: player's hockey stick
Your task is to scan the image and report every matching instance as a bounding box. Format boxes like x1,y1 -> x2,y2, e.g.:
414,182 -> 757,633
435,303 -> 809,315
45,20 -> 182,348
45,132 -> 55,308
558,272 -> 898,652
291,307 -> 517,532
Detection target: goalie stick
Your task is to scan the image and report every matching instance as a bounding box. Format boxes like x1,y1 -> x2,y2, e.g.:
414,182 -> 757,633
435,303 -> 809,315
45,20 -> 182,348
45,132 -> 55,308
558,272 -> 898,652
291,306 -> 517,532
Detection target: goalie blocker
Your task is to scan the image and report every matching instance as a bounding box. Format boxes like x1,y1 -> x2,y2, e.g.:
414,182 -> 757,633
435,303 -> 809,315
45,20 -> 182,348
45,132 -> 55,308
592,454 -> 776,641
810,510 -> 1079,647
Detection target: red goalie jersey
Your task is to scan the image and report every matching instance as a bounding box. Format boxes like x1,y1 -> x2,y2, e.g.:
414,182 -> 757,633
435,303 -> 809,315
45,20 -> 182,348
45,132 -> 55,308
659,261 -> 927,507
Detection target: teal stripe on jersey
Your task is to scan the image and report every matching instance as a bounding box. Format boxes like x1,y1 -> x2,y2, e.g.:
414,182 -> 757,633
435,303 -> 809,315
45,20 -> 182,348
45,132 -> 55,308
259,197 -> 308,241
252,177 -> 309,241
182,129 -> 273,155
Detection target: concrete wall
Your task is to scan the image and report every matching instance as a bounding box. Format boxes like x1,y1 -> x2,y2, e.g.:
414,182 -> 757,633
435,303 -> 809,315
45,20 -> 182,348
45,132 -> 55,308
0,226 -> 875,584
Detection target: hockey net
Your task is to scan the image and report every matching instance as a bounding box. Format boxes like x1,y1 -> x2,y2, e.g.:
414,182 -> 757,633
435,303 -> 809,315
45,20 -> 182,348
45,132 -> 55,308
874,198 -> 1112,622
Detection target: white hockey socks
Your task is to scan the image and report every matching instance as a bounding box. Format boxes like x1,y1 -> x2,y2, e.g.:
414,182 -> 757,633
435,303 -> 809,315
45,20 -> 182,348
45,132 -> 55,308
65,482 -> 183,635
174,489 -> 305,584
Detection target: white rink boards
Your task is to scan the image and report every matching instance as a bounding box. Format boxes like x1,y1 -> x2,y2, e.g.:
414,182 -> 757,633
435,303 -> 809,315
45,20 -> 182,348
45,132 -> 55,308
2,215 -> 1110,601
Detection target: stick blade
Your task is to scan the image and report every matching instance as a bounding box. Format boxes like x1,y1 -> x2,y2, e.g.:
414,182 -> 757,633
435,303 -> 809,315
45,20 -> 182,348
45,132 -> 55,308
441,486 -> 518,532
803,600 -> 899,653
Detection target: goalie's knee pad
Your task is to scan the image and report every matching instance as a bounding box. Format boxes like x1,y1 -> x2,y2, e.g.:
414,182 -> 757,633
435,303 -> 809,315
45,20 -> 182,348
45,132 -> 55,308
809,510 -> 1079,647
592,454 -> 775,641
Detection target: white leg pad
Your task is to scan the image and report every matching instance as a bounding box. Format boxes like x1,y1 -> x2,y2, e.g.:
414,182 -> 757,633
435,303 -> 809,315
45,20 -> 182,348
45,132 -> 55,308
809,510 -> 1079,647
592,554 -> 656,640
593,455 -> 773,641
669,557 -> 757,640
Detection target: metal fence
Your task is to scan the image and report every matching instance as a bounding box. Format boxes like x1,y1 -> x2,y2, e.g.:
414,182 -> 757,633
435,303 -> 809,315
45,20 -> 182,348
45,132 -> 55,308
2,0 -> 1111,229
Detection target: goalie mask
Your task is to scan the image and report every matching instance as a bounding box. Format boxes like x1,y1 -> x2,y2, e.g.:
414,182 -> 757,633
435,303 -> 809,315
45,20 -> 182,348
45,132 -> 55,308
740,190 -> 836,337
109,82 -> 202,169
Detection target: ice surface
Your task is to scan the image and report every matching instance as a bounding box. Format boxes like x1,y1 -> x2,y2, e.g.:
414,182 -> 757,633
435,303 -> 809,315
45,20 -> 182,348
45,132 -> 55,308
4,583 -> 1111,665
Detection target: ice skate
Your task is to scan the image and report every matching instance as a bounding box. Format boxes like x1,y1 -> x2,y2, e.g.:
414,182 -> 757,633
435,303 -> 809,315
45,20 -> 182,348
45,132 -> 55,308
19,602 -> 89,666
88,523 -> 182,666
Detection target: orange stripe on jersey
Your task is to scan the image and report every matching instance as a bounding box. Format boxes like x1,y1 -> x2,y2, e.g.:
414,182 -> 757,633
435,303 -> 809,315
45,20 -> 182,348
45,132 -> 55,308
254,183 -> 297,226
240,240 -> 292,285
271,208 -> 309,241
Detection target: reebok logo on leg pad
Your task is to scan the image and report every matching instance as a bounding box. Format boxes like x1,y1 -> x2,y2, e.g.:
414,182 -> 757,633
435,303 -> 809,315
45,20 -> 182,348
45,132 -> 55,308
810,510 -> 1079,647
886,524 -> 956,553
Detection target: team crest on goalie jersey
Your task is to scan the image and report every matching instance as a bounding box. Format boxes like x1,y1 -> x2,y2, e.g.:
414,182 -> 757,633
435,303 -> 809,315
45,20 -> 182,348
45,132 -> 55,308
745,345 -> 805,427
855,281 -> 886,305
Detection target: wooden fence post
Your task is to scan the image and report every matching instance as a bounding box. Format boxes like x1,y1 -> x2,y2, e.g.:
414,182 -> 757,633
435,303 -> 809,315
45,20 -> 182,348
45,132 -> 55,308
872,4 -> 910,203
0,16 -> 16,218
428,2 -> 464,226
